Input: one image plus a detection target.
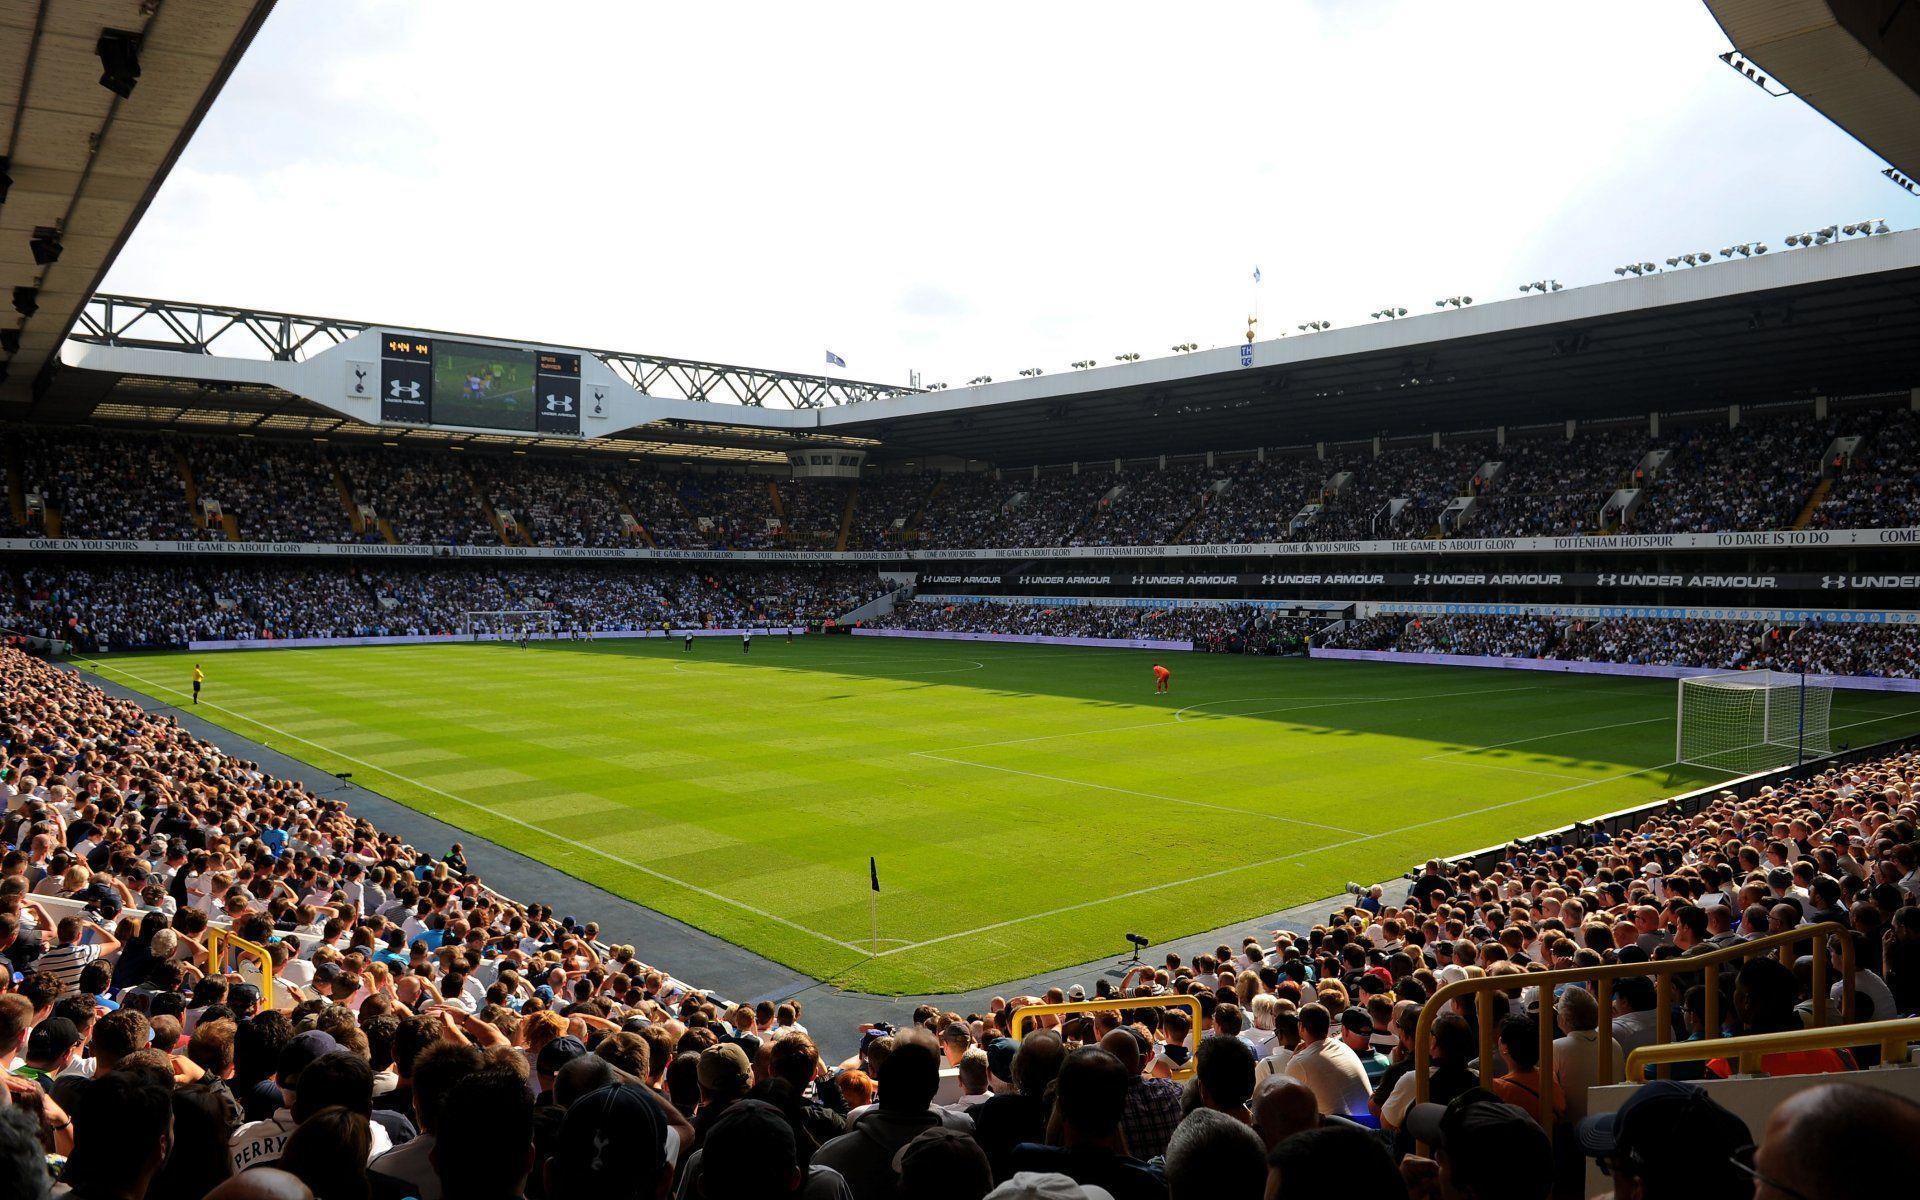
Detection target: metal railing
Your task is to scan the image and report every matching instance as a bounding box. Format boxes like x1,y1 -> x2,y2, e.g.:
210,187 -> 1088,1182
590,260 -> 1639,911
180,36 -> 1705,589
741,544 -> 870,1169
206,927 -> 275,1012
1413,922 -> 1855,1129
1624,1017 -> 1920,1078
1010,994 -> 1202,1082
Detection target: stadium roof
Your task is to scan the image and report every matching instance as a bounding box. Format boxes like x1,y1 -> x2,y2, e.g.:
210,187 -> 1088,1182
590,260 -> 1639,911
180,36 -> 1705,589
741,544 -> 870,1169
35,227 -> 1920,467
831,229 -> 1920,464
0,0 -> 275,415
1703,0 -> 1920,182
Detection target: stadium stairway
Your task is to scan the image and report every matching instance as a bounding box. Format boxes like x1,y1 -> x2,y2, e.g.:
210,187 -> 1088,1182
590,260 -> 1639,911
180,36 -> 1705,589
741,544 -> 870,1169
611,488 -> 655,547
174,445 -> 211,538
3,441 -> 26,529
834,486 -> 857,551
332,466 -> 365,536
1793,477 -> 1834,530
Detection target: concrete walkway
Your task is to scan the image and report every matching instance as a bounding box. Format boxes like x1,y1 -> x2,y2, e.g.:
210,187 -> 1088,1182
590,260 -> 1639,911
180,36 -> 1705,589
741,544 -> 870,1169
79,667 -> 1408,1059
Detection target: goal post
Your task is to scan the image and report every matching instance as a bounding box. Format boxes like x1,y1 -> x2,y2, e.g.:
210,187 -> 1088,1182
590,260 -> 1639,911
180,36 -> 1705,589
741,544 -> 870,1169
1676,669 -> 1832,775
461,609 -> 559,642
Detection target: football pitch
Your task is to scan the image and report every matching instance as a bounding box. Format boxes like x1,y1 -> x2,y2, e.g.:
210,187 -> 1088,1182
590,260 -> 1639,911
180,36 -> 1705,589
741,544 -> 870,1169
81,639 -> 1920,995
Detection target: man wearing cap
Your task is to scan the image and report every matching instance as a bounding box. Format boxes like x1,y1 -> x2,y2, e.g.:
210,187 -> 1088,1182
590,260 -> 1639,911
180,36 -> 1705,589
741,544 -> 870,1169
692,1042 -> 753,1139
545,1082 -> 675,1200
229,1029 -> 343,1171
9,1016 -> 80,1084
1401,1089 -> 1553,1200
1574,1080 -> 1750,1200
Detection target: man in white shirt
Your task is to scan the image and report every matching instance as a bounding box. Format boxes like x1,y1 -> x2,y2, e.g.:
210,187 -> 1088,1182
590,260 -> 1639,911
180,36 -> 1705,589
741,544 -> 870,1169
1281,1004 -> 1373,1118
1552,987 -> 1625,1122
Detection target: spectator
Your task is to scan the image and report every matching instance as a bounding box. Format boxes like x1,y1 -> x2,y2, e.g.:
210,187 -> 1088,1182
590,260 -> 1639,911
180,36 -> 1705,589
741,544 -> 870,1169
1008,1048 -> 1161,1199
1744,1082 -> 1920,1200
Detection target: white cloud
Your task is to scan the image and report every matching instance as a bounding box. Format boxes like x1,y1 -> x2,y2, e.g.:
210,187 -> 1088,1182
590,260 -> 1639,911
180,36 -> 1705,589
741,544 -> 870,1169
102,0 -> 1907,393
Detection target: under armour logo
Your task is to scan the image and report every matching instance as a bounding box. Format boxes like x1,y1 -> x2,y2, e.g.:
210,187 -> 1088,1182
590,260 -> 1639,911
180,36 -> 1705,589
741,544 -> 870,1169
389,380 -> 421,399
1597,573 -> 1617,586
1414,574 -> 1430,585
543,393 -> 575,413
1822,576 -> 1845,589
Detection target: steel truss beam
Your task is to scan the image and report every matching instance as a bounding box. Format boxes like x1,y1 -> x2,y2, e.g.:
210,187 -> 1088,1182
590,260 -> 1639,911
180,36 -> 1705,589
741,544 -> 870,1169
71,295 -> 914,408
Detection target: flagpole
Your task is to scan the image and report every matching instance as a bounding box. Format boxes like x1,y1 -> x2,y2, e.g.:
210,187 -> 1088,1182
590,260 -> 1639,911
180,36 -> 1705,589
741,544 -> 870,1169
868,855 -> 880,954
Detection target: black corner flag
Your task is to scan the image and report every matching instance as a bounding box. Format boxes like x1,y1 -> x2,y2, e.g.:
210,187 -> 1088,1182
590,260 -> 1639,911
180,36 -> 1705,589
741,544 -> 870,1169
869,856 -> 880,892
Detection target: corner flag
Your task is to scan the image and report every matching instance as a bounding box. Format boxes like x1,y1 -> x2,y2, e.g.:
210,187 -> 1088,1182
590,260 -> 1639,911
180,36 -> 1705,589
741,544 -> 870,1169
869,856 -> 880,892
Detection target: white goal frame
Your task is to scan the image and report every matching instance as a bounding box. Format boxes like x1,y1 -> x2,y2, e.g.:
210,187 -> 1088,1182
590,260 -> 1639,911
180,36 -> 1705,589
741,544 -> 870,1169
1676,669 -> 1833,775
461,609 -> 560,642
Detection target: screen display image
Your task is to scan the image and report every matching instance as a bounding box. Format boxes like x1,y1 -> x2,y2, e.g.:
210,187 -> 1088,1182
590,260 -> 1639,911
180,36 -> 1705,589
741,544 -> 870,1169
431,341 -> 539,431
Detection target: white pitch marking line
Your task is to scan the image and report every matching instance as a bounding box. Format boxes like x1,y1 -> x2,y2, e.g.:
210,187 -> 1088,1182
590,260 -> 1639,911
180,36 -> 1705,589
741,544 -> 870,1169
79,660 -> 871,957
913,751 -> 1365,837
873,760 -> 1679,958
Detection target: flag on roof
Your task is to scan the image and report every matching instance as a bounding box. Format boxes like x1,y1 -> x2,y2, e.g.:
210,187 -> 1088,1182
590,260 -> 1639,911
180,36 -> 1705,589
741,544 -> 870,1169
1253,266 -> 1263,284
826,350 -> 847,368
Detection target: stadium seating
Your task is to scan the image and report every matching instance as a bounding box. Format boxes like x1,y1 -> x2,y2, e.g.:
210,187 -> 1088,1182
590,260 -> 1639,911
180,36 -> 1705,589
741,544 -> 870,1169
3,634 -> 1919,1200
1322,613 -> 1920,679
3,564 -> 889,650
7,403 -> 1919,550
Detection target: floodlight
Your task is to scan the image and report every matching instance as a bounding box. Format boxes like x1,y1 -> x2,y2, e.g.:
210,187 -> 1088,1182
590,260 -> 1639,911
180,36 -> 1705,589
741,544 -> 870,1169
96,30 -> 142,99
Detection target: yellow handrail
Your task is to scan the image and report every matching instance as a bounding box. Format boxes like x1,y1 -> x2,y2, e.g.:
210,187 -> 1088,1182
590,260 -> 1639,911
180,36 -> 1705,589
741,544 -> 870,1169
1412,921 -> 1853,1130
1010,995 -> 1203,1082
1624,1017 -> 1920,1078
207,927 -> 275,1012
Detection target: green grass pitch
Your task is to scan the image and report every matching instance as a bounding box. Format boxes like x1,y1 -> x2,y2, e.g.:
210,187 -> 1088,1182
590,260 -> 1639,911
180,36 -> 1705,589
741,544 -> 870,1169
81,639 -> 1920,995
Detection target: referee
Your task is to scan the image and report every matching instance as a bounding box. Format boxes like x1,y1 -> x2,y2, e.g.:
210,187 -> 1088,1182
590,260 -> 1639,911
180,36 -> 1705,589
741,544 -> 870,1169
192,663 -> 204,705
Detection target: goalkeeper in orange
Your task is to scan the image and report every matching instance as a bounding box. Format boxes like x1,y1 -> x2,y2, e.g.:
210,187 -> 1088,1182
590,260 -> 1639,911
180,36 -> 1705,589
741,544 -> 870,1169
1152,662 -> 1172,694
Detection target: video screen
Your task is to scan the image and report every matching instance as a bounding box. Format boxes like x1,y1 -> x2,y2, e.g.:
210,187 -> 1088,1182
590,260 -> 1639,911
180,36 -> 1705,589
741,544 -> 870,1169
431,341 -> 539,431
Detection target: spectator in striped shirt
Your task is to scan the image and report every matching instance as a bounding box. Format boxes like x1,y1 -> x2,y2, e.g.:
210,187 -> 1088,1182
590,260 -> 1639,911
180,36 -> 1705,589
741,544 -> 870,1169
35,915 -> 121,996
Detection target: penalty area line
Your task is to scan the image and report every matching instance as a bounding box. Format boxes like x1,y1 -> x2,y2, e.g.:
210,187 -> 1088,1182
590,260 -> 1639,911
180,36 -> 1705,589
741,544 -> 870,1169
75,659 -> 871,957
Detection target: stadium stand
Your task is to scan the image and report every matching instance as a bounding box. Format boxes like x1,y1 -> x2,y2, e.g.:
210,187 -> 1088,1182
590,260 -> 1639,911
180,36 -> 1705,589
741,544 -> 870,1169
4,641 -> 1919,1200
1319,613 -> 1920,679
9,402 -> 1919,551
3,565 -> 889,651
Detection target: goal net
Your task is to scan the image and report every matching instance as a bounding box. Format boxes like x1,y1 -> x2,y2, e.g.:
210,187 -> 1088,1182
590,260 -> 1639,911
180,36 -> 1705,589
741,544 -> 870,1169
1676,670 -> 1832,775
461,609 -> 559,642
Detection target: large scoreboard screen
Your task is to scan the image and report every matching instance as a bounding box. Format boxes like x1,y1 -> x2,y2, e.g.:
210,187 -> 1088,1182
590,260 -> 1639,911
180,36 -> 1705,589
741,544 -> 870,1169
379,333 -> 582,435
432,341 -> 539,431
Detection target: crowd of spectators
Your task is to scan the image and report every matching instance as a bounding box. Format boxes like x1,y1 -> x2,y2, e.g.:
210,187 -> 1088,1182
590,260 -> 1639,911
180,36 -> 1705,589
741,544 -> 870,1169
12,429 -> 196,541
1629,417 -> 1837,535
3,643 -> 1920,1200
1181,457 -> 1331,546
8,406 -> 1920,554
3,564 -> 891,651
333,447 -> 496,547
1320,613 -> 1920,680
871,602 -> 1331,653
1075,463 -> 1213,547
472,459 -> 633,549
1814,408 -> 1920,531
1468,428 -> 1651,538
190,444 -> 356,545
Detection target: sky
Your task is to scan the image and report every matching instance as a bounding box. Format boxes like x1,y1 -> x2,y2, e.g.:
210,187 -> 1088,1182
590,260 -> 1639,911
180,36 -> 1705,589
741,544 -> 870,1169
101,1 -> 1910,391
